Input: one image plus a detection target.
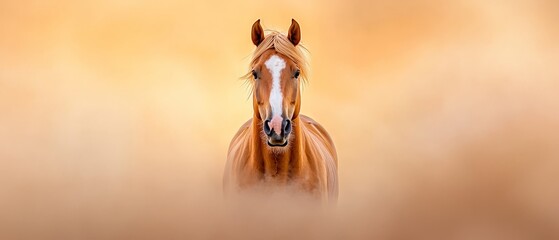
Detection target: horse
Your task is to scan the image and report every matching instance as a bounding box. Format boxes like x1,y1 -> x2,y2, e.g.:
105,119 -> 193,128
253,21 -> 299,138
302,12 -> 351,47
223,19 -> 338,204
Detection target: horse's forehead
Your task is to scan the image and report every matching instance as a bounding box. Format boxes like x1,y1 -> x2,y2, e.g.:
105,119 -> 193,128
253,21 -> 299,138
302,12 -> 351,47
259,51 -> 293,69
265,55 -> 286,71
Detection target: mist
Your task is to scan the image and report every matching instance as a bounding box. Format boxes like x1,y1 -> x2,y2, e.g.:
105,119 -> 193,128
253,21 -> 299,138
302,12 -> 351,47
1,0 -> 558,239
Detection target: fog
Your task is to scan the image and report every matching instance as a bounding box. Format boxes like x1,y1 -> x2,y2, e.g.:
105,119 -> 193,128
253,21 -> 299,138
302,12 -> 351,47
1,0 -> 558,239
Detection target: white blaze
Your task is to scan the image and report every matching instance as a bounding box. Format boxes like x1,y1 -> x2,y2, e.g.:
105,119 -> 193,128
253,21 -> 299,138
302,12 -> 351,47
265,55 -> 286,118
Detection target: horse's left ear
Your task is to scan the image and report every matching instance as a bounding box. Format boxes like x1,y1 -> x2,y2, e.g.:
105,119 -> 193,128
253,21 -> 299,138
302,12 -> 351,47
287,19 -> 301,46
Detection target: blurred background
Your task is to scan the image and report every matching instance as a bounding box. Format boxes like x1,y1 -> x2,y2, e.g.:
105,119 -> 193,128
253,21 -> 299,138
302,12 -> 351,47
1,0 -> 558,239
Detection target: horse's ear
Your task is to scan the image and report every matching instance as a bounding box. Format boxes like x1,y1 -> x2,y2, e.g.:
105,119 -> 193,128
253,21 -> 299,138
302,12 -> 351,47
251,19 -> 264,46
287,19 -> 301,46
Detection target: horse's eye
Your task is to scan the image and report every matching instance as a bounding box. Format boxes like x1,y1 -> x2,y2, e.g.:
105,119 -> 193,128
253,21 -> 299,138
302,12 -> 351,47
252,70 -> 258,79
294,70 -> 300,79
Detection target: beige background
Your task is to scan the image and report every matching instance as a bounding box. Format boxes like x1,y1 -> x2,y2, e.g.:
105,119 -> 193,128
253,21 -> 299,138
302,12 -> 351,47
1,0 -> 558,239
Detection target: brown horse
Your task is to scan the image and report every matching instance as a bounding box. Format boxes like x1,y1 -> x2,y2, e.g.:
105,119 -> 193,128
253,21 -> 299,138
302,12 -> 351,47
223,19 -> 338,203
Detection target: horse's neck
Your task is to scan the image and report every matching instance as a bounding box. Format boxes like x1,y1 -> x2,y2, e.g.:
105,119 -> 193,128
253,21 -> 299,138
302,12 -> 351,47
250,116 -> 304,180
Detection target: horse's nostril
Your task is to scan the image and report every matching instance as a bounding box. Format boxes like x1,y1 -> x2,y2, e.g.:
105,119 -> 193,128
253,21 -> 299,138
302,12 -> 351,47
283,119 -> 292,134
263,120 -> 272,136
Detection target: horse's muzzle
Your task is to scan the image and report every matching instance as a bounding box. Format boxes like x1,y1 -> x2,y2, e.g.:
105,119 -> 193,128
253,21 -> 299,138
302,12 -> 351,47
263,118 -> 291,147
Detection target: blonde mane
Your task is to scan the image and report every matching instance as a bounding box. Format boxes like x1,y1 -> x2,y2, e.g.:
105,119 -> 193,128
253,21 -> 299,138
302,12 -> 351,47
243,30 -> 310,83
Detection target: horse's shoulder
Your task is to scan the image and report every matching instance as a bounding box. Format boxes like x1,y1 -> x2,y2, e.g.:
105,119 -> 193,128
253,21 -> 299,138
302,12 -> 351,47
299,115 -> 337,161
225,118 -> 252,178
224,118 -> 254,194
234,118 -> 252,138
299,115 -> 335,146
299,114 -> 339,201
228,118 -> 252,152
239,118 -> 253,131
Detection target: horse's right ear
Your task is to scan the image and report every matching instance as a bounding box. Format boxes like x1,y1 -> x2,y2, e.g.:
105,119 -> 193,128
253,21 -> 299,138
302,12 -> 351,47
251,19 -> 264,46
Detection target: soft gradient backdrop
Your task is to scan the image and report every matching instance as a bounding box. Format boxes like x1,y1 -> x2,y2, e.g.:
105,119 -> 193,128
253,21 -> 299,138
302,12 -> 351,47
1,0 -> 558,239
